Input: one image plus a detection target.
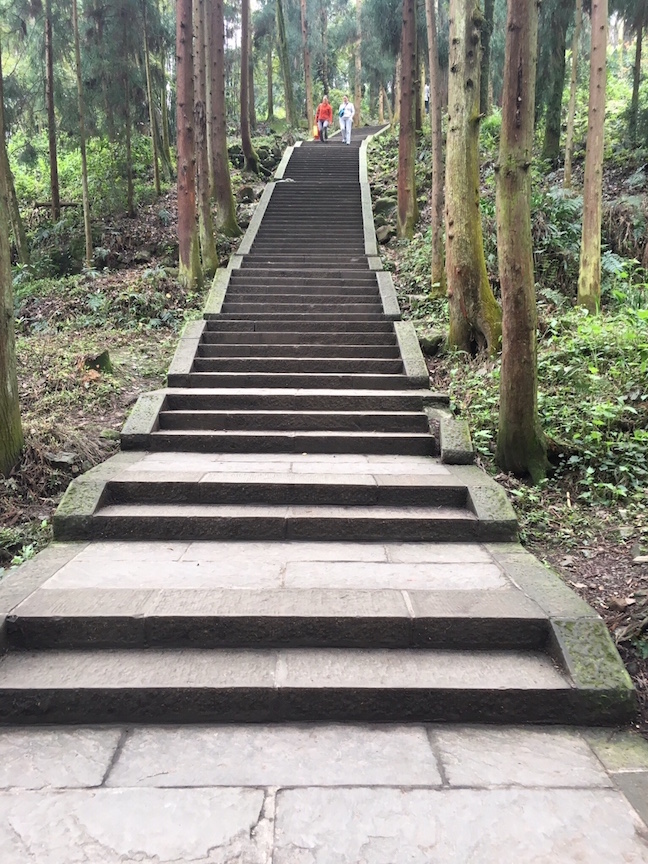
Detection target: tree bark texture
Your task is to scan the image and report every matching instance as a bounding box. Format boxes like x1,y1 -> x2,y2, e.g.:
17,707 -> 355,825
300,0 -> 314,130
176,0 -> 202,288
479,0 -> 494,115
241,0 -> 259,173
563,0 -> 582,188
354,0 -> 362,126
194,0 -> 218,276
378,84 -> 385,123
267,40 -> 274,120
248,23 -> 256,130
71,0 -> 93,268
496,0 -> 548,482
124,70 -> 135,218
445,0 -> 501,355
44,0 -> 60,222
425,0 -> 446,297
393,53 -> 401,126
577,0 -> 607,313
0,43 -> 28,265
397,0 -> 418,238
541,0 -> 572,163
143,0 -> 161,196
629,0 -> 646,145
276,0 -> 296,125
0,129 -> 23,475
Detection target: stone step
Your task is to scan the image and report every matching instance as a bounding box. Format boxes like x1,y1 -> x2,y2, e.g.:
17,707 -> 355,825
203,320 -> 395,332
212,312 -> 388,322
242,260 -> 370,271
196,344 -> 399,358
223,293 -> 381,305
0,646 -> 597,725
228,275 -> 378,289
6,588 -> 546,650
191,358 -> 403,374
161,389 -> 438,411
156,410 -> 429,433
57,502 -> 516,543
220,304 -> 385,316
168,373 -> 423,389
201,331 -> 397,345
141,429 -> 435,455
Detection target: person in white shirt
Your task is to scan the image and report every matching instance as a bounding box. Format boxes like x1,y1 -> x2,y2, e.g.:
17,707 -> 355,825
424,83 -> 430,114
338,95 -> 355,145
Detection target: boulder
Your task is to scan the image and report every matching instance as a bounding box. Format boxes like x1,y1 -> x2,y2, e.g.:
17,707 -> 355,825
236,185 -> 255,203
419,330 -> 444,355
376,225 -> 395,244
374,196 -> 397,215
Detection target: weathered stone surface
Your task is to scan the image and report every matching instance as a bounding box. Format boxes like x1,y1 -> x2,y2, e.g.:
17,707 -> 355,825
433,727 -> 612,788
0,787 -> 269,863
284,561 -> 507,591
584,729 -> 648,772
0,728 -> 121,788
108,725 -> 441,787
612,772 -> 648,827
273,788 -> 648,863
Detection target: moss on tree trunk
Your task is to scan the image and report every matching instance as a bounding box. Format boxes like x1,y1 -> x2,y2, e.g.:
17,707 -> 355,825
397,0 -> 418,239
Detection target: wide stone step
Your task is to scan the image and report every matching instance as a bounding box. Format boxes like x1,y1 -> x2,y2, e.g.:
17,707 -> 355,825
201,332 -> 396,346
58,502 -> 515,543
6,588 -> 546,650
192,358 -> 403,374
213,312 -> 388,322
220,303 -> 385,315
157,410 -> 429,433
223,294 -> 381,306
142,430 -> 435,455
228,275 -> 378,289
196,344 -> 398,358
203,320 -> 395,333
162,388 -> 437,411
0,646 -> 597,724
242,260 -> 370,271
169,373 -> 422,389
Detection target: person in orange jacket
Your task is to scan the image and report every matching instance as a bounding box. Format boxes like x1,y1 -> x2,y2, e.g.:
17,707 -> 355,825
315,95 -> 333,142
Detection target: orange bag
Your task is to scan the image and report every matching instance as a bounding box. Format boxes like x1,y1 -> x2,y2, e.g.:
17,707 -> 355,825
313,124 -> 319,139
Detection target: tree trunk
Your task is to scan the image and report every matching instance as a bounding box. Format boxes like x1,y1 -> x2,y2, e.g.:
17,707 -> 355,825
397,0 -> 418,238
446,0 -> 502,355
194,0 -> 218,276
248,23 -> 257,130
629,0 -> 646,145
320,0 -> 329,92
378,84 -> 385,123
143,0 -> 161,196
267,40 -> 274,120
541,0 -> 572,164
479,0 -> 494,115
124,68 -> 135,218
496,0 -> 548,482
72,0 -> 93,269
176,0 -> 202,288
160,50 -> 173,171
564,0 -> 582,188
577,0 -> 607,313
300,0 -> 314,130
241,0 -> 259,173
393,54 -> 401,126
276,0 -> 296,125
210,0 -> 240,236
0,39 -> 28,265
425,0 -> 446,297
354,0 -> 362,126
44,0 -> 60,222
415,56 -> 423,132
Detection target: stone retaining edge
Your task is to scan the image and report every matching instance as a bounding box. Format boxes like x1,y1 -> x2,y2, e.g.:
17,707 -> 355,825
274,141 -> 302,180
165,319 -> 206,386
237,182 -> 276,256
359,129 -> 388,259
376,271 -> 401,320
394,321 -> 429,387
121,390 -> 167,449
425,406 -> 475,465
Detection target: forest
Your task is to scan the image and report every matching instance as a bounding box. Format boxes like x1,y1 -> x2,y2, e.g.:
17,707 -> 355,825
0,0 -> 647,723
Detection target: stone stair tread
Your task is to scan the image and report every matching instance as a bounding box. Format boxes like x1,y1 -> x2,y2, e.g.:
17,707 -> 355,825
148,430 -> 432,440
96,503 -> 474,519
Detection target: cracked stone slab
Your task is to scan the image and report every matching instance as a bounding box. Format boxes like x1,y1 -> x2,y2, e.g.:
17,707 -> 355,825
0,728 -> 122,789
0,787 -> 269,863
273,787 -> 648,863
108,725 -> 441,787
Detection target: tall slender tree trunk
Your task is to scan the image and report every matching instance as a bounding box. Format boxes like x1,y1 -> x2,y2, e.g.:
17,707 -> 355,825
194,0 -> 218,276
320,0 -> 329,92
425,0 -> 446,297
160,49 -> 172,170
393,53 -> 402,126
378,85 -> 385,123
354,0 -> 362,126
564,0 -> 582,188
479,0 -> 494,115
541,0 -> 572,163
276,0 -> 296,125
577,0 -> 608,313
629,0 -> 646,145
397,0 -> 418,238
300,0 -> 314,130
267,40 -> 275,120
496,0 -> 548,482
143,0 -> 161,196
446,0 -> 502,355
241,0 -> 259,173
176,0 -> 202,288
123,65 -> 135,217
72,0 -> 93,268
44,0 -> 60,222
210,0 -> 240,236
0,39 -> 28,265
415,55 -> 423,132
248,28 -> 257,131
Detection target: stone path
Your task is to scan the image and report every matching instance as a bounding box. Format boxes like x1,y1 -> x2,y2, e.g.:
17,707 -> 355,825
1,128 -> 647,860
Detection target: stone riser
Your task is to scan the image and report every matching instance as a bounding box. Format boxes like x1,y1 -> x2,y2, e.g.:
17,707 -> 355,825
192,358 -> 403,374
220,305 -> 385,317
196,345 -> 399,358
168,374 -> 423,390
202,321 -> 395,333
157,410 -> 429,433
163,392 -> 432,411
139,431 -> 434,454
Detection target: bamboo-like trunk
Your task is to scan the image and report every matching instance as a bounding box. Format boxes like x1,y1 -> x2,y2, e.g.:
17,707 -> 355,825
143,0 -> 161,196
629,0 -> 646,145
72,0 -> 93,269
393,54 -> 401,126
496,0 -> 548,482
276,0 -> 296,126
44,0 -> 60,222
300,0 -> 314,130
541,1 -> 571,163
267,40 -> 274,120
176,0 -> 202,288
564,0 -> 582,188
210,0 -> 240,236
577,0 -> 608,313
241,0 -> 259,173
124,70 -> 135,217
397,0 -> 418,238
194,0 -> 218,276
354,0 -> 362,126
479,0 -> 494,115
446,0 -> 501,355
378,85 -> 385,123
320,0 -> 329,92
425,0 -> 446,297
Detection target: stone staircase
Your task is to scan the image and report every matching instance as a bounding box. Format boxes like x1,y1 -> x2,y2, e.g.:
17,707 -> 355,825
0,129 -> 635,725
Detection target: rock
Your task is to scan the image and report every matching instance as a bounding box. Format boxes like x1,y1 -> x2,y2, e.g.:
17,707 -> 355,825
419,330 -> 444,355
236,186 -> 255,203
252,185 -> 265,201
632,556 -> 648,565
44,451 -> 78,469
376,225 -> 395,244
373,214 -> 387,228
374,197 -> 397,215
85,350 -> 113,373
100,429 -> 120,440
134,249 -> 152,264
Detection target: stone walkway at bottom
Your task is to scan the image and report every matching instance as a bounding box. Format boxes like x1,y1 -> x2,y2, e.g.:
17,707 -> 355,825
1,723 -> 647,862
